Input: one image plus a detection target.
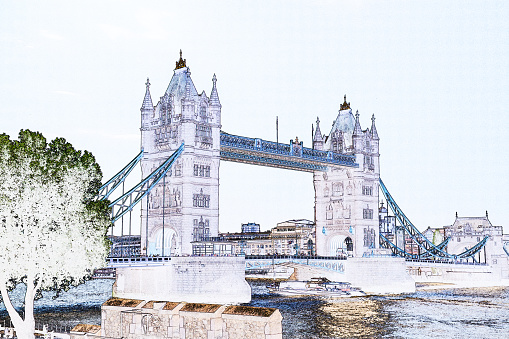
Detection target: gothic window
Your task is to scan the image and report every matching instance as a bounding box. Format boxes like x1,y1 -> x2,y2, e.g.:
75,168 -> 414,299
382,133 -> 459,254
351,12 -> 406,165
196,125 -> 212,137
193,189 -> 210,208
195,124 -> 212,145
323,187 -> 329,197
332,182 -> 343,196
200,105 -> 207,120
174,161 -> 182,176
193,164 -> 211,177
362,185 -> 373,196
193,217 -> 210,241
326,204 -> 333,220
363,207 -> 373,219
363,228 -> 375,248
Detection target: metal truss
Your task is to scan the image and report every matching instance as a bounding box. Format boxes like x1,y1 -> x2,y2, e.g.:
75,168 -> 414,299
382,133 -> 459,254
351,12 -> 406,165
379,233 -> 419,259
379,178 -> 488,260
108,143 -> 184,223
97,149 -> 144,200
220,131 -> 358,172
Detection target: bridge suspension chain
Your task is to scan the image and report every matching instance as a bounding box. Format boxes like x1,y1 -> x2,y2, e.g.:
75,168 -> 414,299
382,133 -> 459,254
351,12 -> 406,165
379,178 -> 488,260
97,149 -> 144,201
108,143 -> 184,223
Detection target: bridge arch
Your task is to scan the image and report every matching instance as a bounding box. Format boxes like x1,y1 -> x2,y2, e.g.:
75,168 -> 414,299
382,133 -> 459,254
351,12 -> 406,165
150,227 -> 178,256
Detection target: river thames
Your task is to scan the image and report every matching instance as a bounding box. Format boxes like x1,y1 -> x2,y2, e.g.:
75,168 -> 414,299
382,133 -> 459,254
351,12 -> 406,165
1,279 -> 508,338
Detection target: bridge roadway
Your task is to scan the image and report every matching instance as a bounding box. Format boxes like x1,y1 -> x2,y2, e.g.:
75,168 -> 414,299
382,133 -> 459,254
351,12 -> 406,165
105,255 -> 484,271
219,131 -> 358,172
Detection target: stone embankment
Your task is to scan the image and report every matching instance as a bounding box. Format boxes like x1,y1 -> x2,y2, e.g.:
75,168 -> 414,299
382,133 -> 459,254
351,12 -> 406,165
99,298 -> 282,339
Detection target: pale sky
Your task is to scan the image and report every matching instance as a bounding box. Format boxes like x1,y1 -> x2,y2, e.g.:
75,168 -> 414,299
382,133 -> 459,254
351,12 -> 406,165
1,1 -> 508,234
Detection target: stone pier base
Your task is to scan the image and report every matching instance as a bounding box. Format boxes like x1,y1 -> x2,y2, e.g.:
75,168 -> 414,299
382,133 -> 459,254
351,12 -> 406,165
101,298 -> 283,339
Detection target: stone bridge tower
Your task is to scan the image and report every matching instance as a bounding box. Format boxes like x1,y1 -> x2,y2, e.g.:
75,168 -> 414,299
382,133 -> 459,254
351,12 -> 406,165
140,51 -> 221,255
313,96 -> 380,257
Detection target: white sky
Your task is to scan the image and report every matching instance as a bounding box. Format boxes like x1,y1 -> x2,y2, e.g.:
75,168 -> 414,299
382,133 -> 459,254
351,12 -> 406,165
1,1 -> 508,234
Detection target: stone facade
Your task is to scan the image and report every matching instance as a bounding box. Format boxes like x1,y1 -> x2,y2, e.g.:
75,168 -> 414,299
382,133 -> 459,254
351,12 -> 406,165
113,256 -> 251,305
444,213 -> 506,264
140,51 -> 221,255
313,96 -> 380,257
101,298 -> 283,339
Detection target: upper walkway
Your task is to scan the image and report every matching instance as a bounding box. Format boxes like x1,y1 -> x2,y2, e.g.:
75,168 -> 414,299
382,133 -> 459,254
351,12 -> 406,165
220,131 -> 358,172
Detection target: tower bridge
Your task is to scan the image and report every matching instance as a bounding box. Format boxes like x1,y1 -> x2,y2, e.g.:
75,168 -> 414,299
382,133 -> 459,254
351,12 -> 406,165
100,51 -> 501,268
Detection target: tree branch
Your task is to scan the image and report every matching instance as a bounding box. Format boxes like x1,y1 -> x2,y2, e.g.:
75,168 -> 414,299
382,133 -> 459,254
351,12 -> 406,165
0,279 -> 24,329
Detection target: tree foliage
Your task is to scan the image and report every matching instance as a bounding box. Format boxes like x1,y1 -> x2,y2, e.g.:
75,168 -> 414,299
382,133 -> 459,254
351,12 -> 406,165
0,130 -> 111,338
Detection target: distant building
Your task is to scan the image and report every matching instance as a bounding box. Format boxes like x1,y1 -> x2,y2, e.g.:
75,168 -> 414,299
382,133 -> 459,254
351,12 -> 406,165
271,219 -> 315,256
241,222 -> 261,233
192,219 -> 317,256
443,212 -> 506,264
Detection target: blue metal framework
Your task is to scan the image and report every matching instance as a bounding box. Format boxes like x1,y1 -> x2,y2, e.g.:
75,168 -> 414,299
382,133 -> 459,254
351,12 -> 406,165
220,131 -> 357,172
108,143 -> 184,223
97,149 -> 144,200
379,178 -> 488,260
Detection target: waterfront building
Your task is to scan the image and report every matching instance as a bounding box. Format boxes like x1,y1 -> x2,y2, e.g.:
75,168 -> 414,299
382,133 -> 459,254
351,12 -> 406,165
444,212 -> 506,264
270,219 -> 315,256
192,219 -> 315,256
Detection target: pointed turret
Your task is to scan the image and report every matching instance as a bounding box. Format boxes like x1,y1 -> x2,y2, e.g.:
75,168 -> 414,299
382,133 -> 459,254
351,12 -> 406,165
141,78 -> 154,111
210,74 -> 221,107
353,110 -> 362,136
141,78 -> 154,130
352,110 -> 363,152
313,117 -> 324,150
371,114 -> 379,140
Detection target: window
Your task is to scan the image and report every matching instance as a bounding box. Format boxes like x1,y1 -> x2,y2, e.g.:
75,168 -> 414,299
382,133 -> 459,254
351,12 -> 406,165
200,105 -> 207,119
196,125 -> 212,138
193,189 -> 210,208
193,217 -> 209,241
362,186 -> 373,196
174,161 -> 182,176
363,208 -> 373,219
194,164 -> 211,177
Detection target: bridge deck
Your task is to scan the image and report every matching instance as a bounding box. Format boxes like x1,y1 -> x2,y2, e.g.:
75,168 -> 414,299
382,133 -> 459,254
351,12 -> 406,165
220,132 -> 358,172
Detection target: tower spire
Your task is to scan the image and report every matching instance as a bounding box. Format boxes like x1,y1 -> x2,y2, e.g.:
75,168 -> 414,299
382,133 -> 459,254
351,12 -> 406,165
313,117 -> 324,142
175,49 -> 187,70
340,94 -> 351,110
371,114 -> 379,140
313,117 -> 324,150
353,110 -> 362,136
210,73 -> 221,107
141,77 -> 154,111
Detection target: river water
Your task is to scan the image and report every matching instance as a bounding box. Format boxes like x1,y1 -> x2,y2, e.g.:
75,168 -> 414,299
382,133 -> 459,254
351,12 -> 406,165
1,280 -> 508,338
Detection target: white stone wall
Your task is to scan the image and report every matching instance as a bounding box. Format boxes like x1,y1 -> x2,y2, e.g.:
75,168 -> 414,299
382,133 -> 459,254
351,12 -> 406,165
113,256 -> 251,304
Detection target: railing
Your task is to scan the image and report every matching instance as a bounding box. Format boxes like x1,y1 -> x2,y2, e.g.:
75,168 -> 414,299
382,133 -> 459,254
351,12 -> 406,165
245,254 -> 347,260
405,259 -> 487,266
220,132 -> 358,168
106,256 -> 172,266
0,322 -> 76,339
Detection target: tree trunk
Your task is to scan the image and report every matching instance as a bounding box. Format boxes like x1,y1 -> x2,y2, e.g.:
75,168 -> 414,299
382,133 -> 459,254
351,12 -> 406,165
0,278 -> 36,339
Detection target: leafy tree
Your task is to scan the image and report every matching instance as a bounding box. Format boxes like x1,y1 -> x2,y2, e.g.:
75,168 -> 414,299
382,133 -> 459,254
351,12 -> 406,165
0,130 -> 111,339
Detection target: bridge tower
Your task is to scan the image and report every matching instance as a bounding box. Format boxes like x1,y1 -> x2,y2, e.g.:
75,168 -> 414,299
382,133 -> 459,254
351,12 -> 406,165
313,96 -> 380,257
140,51 -> 221,255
